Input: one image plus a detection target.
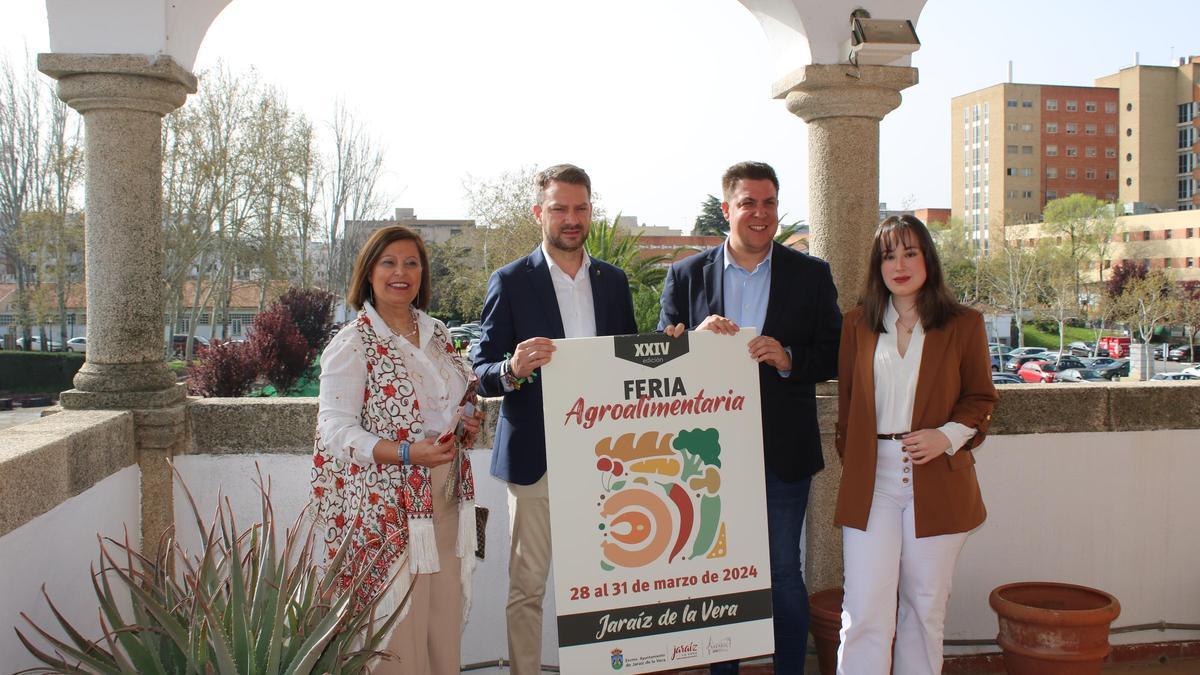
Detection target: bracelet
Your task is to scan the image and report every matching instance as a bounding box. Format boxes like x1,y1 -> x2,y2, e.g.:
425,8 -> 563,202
398,441 -> 411,466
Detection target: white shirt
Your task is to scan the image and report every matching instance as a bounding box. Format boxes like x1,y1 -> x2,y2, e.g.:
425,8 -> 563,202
873,298 -> 976,455
317,301 -> 468,466
542,243 -> 597,339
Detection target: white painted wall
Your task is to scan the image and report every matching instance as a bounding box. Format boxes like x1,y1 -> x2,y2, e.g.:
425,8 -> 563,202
0,466 -> 140,670
947,430 -> 1200,646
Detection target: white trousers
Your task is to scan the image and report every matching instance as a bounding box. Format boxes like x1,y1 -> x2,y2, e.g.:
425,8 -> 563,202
506,474 -> 552,675
837,439 -> 968,675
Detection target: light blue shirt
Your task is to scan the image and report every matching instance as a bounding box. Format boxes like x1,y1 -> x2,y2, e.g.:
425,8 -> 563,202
722,240 -> 791,376
722,240 -> 772,332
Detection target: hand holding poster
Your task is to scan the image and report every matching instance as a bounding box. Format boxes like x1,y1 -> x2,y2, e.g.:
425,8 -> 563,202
541,329 -> 773,673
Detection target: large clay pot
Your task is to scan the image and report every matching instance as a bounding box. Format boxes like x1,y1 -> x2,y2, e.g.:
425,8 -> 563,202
808,588 -> 844,675
989,581 -> 1121,675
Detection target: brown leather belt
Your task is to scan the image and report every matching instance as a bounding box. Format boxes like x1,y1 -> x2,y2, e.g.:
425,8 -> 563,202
876,433 -> 909,440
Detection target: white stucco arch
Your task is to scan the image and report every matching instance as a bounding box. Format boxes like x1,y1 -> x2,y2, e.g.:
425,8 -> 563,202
46,0 -> 232,71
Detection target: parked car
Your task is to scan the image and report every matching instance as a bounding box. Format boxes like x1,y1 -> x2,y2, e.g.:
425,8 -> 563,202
66,336 -> 87,353
1150,372 -> 1199,381
1066,341 -> 1108,357
1057,368 -> 1112,383
992,372 -> 1023,385
1167,344 -> 1200,362
989,343 -> 1012,357
1007,346 -> 1048,358
1017,360 -> 1058,383
170,334 -> 210,359
1182,365 -> 1200,378
15,336 -> 65,352
1152,344 -> 1176,361
1004,354 -> 1051,373
1090,358 -> 1130,379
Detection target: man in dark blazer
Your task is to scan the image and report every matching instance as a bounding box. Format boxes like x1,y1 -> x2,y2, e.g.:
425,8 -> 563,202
659,161 -> 841,675
473,164 -> 637,675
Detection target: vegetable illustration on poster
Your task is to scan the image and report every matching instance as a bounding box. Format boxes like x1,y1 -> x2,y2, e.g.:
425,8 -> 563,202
541,329 -> 774,673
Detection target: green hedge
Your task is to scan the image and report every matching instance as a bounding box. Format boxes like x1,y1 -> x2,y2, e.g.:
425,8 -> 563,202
0,351 -> 85,394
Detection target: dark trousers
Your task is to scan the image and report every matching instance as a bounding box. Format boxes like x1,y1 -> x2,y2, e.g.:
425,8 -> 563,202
710,470 -> 812,675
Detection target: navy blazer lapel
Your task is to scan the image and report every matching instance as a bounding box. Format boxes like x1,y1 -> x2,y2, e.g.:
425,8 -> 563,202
702,248 -> 724,318
527,247 -> 566,339
761,242 -> 787,337
588,259 -> 611,333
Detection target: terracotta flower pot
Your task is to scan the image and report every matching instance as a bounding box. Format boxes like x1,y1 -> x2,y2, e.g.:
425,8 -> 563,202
989,581 -> 1121,675
808,588 -> 844,675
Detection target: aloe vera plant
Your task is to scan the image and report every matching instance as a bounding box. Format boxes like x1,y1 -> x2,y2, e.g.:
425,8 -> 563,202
16,464 -> 410,674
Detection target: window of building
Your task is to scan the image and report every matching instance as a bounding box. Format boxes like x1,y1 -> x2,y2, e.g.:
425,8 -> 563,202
1143,258 -> 1150,268
1066,168 -> 1078,179
1126,152 -> 1133,161
1022,100 -> 1033,108
1105,147 -> 1117,158
1085,169 -> 1097,180
1066,100 -> 1078,112
1020,122 -> 1034,132
1046,167 -> 1058,178
1006,190 -> 1018,198
1143,230 -> 1151,240
1007,99 -> 1018,108
1166,229 -> 1173,239
1046,99 -> 1058,111
1021,168 -> 1034,177
1085,124 -> 1097,135
1188,257 -> 1195,268
1180,103 -> 1194,124
1106,124 -> 1116,135
1047,190 -> 1058,200
1127,102 -> 1134,112
1126,128 -> 1133,137
1086,146 -> 1097,157
1046,122 -> 1058,134
1188,228 -> 1195,238
1126,177 -> 1133,186
1022,190 -> 1034,198
1106,102 -> 1117,113
1022,145 -> 1033,154
1066,146 -> 1078,157
1046,144 -> 1059,156
1066,123 -> 1078,135
1180,178 -> 1194,199
1104,259 -> 1112,269
1006,167 -> 1016,176
1122,232 -> 1131,242
1085,101 -> 1097,112
1179,127 -> 1194,149
1006,122 -> 1018,131
1181,153 -> 1194,174
1006,144 -> 1018,154
1163,258 -> 1172,268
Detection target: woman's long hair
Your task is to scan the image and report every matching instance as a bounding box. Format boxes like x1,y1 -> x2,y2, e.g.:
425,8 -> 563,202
862,214 -> 961,333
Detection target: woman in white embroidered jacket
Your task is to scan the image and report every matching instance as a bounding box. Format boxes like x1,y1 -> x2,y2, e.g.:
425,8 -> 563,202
312,225 -> 484,675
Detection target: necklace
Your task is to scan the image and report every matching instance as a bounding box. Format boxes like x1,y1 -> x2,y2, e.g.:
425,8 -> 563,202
896,313 -> 919,335
382,307 -> 419,340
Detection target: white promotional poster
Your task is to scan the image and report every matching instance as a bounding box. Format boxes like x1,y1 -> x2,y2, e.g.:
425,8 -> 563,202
541,329 -> 773,673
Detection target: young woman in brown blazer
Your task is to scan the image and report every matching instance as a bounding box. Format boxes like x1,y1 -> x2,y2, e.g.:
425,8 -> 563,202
834,215 -> 998,674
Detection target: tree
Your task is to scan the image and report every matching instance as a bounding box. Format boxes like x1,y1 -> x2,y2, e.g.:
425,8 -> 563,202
1034,246 -> 1078,355
1042,194 -> 1116,309
1175,281 -> 1200,363
1105,261 -> 1148,298
692,195 -> 728,235
1111,270 -> 1177,380
986,234 -> 1045,347
929,217 -> 982,303
585,215 -> 673,289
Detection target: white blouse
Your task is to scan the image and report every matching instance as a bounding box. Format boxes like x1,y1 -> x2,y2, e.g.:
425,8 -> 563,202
317,301 -> 469,466
873,298 -> 976,455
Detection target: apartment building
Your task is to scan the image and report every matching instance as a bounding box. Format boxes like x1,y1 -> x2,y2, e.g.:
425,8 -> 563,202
951,83 -> 1120,253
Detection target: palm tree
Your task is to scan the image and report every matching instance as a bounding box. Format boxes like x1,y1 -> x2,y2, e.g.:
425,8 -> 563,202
585,214 -> 680,289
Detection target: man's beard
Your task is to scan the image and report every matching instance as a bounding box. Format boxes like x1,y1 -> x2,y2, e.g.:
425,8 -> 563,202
548,227 -> 586,252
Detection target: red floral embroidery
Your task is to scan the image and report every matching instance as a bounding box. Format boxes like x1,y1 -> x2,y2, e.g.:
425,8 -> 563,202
335,514 -> 346,529
397,428 -> 409,441
445,342 -> 454,353
335,476 -> 344,490
313,453 -> 326,468
367,491 -> 379,505
382,383 -> 396,398
313,486 -> 324,498
362,316 -> 372,326
408,472 -> 424,489
378,344 -> 389,356
349,464 -> 360,475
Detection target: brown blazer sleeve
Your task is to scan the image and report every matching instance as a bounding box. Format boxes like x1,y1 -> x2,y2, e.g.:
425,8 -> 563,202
950,310 -> 999,452
835,308 -> 858,459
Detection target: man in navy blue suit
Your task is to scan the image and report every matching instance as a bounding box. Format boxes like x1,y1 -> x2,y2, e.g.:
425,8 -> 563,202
473,164 -> 637,675
660,161 -> 841,674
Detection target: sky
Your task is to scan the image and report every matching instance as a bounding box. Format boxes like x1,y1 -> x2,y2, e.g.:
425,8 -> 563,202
1,1 -> 1196,232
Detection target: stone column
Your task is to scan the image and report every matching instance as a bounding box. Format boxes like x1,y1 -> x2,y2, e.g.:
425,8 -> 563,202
37,54 -> 196,409
37,55 -> 197,556
776,64 -> 918,311
775,64 -> 917,594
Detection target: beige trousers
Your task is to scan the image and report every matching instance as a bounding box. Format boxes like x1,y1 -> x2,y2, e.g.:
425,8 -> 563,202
506,474 -> 552,675
376,464 -> 461,675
